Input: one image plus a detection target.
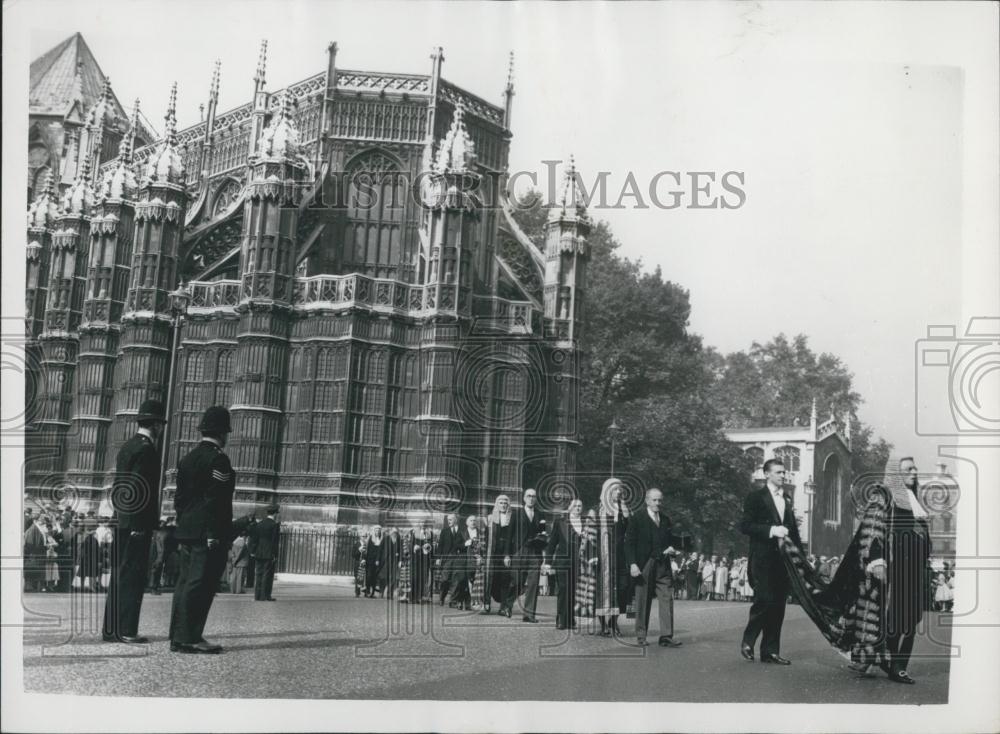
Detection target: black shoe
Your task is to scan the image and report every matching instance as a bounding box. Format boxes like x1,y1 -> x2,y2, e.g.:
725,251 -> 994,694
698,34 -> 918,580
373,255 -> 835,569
637,638 -> 649,646
740,643 -> 755,661
500,607 -> 512,618
102,634 -> 149,644
888,670 -> 916,684
479,607 -> 492,615
182,641 -> 223,654
522,616 -> 538,623
658,636 -> 682,647
556,623 -> 568,630
761,654 -> 791,665
169,641 -> 187,653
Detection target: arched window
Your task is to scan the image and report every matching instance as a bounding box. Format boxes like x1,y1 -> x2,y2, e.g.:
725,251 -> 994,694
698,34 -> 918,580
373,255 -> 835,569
744,446 -> 765,471
773,445 -> 801,473
344,150 -> 405,279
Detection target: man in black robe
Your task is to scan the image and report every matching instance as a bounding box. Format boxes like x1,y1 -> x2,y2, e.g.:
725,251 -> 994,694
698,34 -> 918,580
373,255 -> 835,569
770,455 -> 933,685
862,455 -> 931,683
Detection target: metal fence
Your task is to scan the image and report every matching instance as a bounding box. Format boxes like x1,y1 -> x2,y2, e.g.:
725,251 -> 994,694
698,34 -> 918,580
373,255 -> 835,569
277,527 -> 358,576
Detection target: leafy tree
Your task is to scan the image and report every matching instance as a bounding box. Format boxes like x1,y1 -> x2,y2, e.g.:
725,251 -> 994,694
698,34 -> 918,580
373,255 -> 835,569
710,334 -> 891,478
508,191 -> 891,550
511,191 -> 750,550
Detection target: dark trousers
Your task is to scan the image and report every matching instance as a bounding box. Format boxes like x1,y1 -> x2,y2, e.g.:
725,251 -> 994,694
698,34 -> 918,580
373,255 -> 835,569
149,560 -> 163,591
254,558 -> 275,600
633,558 -> 675,641
554,567 -> 575,627
102,529 -> 152,639
886,631 -> 916,673
742,570 -> 789,656
169,543 -> 227,645
438,559 -> 461,602
520,566 -> 541,619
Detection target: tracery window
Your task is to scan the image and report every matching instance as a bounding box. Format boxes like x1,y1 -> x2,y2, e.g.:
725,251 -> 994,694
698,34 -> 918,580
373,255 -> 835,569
773,445 -> 801,473
344,150 -> 404,279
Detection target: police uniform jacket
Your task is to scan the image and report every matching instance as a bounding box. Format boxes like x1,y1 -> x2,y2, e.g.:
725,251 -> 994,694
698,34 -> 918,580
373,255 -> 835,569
174,440 -> 236,544
111,433 -> 161,532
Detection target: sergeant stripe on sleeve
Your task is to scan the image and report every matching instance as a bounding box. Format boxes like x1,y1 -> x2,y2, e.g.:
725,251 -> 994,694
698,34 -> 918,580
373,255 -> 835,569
212,470 -> 231,481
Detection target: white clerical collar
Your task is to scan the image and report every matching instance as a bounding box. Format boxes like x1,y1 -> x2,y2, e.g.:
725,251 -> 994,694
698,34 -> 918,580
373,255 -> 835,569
202,436 -> 223,448
138,427 -> 156,441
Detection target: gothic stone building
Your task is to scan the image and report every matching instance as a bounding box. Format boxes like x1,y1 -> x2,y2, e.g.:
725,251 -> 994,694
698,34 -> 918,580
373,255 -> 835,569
28,33 -> 155,205
725,402 -> 853,558
25,39 -> 590,527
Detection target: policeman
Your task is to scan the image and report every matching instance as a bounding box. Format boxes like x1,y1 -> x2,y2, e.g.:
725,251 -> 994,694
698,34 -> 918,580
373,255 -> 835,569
168,406 -> 237,654
102,399 -> 165,643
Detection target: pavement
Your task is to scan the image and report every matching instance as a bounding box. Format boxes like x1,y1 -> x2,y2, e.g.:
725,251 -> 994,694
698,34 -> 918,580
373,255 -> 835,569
20,583 -> 951,702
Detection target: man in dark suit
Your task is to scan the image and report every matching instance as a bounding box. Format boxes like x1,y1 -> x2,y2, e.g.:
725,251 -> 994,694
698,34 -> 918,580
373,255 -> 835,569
169,406 -> 237,654
102,399 -> 165,644
739,458 -> 803,665
250,505 -> 281,601
513,488 -> 545,623
624,488 -> 683,648
436,513 -> 463,606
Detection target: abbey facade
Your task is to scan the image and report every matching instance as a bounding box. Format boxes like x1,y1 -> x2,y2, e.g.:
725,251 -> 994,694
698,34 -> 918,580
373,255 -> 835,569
25,37 -> 590,526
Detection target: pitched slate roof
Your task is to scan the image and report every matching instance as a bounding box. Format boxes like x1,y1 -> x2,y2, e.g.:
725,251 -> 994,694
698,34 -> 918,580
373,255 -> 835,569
29,33 -> 156,141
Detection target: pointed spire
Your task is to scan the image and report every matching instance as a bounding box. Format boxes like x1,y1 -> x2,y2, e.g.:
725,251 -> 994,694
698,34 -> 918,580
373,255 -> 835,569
61,152 -> 95,216
810,398 -> 818,434
164,81 -> 178,142
86,76 -> 115,130
145,83 -> 185,185
256,91 -> 303,161
210,59 -> 221,102
503,51 -> 515,128
120,99 -> 140,162
98,99 -> 140,201
433,103 -> 476,174
28,168 -> 60,229
254,39 -> 268,88
549,154 -> 589,221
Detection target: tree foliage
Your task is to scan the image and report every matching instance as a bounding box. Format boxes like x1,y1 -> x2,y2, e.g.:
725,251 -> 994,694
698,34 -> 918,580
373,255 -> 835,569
509,191 -> 890,551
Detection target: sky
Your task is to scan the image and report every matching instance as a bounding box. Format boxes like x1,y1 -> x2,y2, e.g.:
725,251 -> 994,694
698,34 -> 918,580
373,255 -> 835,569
7,1 -> 999,469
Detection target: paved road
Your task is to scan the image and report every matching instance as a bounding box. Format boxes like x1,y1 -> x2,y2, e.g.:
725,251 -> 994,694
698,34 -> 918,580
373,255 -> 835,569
20,582 -> 950,702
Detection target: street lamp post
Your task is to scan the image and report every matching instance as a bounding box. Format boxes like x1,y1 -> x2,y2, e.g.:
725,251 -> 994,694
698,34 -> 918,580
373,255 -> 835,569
803,475 -> 816,553
159,283 -> 191,516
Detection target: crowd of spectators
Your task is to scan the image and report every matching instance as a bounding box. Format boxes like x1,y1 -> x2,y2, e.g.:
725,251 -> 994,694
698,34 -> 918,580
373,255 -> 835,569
22,504 -> 182,594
